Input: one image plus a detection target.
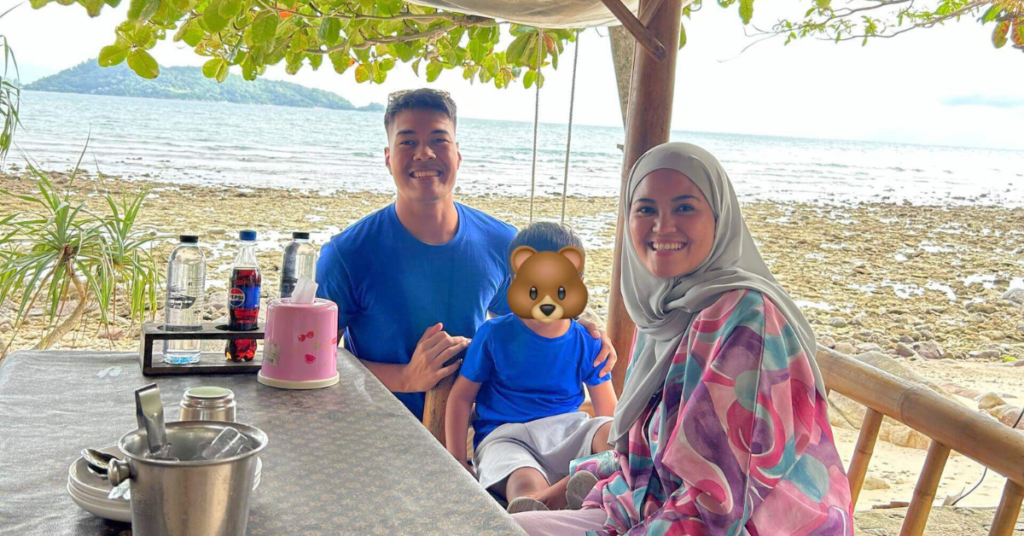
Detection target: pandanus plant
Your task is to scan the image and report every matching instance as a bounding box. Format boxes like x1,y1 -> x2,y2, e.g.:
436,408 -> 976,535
0,146 -> 162,357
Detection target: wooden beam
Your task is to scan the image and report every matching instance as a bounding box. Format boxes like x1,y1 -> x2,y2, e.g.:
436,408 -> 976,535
900,440 -> 950,536
847,408 -> 884,509
607,0 -> 682,396
598,0 -> 667,61
989,480 -> 1024,536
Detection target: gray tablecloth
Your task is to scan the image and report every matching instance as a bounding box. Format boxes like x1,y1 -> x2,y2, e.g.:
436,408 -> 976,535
0,350 -> 526,535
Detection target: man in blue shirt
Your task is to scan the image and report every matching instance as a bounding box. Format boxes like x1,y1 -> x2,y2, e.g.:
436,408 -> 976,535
317,89 -> 616,420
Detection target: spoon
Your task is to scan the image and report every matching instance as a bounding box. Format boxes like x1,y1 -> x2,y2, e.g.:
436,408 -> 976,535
82,448 -> 117,477
85,464 -> 108,480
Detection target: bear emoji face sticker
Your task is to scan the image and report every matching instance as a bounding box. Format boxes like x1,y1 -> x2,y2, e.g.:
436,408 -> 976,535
508,246 -> 588,323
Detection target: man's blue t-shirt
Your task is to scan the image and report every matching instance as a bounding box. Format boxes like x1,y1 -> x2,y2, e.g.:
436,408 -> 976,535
460,315 -> 610,449
316,202 -> 517,420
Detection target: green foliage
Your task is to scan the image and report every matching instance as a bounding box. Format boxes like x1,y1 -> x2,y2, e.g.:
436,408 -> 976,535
127,49 -> 160,79
34,0 -> 1017,88
739,0 -> 754,24
0,145 -> 161,354
35,0 -> 583,88
0,4 -> 21,165
26,60 -> 385,111
993,19 -> 1010,47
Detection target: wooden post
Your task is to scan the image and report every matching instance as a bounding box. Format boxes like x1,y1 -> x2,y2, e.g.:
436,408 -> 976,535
847,408 -> 884,508
607,0 -> 682,396
639,0 -> 668,24
989,480 -> 1024,536
900,441 -> 951,536
422,374 -> 456,445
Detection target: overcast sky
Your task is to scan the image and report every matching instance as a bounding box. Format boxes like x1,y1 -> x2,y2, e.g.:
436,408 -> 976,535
6,1 -> 1024,150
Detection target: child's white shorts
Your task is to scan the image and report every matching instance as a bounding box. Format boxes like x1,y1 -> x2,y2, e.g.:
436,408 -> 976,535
473,412 -> 613,492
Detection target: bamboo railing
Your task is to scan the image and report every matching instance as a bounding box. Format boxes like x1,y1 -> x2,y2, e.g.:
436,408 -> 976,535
817,347 -> 1024,536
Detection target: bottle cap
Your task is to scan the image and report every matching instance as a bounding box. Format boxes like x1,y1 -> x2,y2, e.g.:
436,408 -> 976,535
179,235 -> 199,244
239,230 -> 257,241
292,232 -> 310,240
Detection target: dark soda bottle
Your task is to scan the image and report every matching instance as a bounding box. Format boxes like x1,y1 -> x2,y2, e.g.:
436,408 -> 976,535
226,230 -> 261,362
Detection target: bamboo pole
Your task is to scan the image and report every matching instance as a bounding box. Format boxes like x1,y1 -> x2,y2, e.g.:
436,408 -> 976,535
900,440 -> 951,536
422,374 -> 456,445
606,0 -> 682,396
847,408 -> 884,508
989,480 -> 1024,536
817,348 -> 1024,488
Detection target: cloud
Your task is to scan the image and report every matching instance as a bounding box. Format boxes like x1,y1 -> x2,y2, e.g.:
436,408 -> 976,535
942,94 -> 1024,109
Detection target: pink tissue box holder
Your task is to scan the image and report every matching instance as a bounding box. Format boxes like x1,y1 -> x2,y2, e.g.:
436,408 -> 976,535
258,297 -> 340,390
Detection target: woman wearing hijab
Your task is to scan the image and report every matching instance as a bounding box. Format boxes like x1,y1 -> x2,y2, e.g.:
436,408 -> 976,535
514,142 -> 853,535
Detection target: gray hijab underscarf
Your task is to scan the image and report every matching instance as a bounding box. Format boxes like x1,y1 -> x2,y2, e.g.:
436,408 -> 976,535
608,142 -> 825,444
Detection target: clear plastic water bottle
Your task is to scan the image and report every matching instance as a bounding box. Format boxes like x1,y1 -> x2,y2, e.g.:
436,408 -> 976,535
279,232 -> 317,299
163,235 -> 206,365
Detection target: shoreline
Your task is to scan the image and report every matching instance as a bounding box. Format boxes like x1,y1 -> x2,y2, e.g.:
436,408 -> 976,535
0,168 -> 1021,361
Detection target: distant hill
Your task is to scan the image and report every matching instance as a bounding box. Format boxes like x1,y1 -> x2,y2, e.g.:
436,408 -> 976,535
27,60 -> 385,112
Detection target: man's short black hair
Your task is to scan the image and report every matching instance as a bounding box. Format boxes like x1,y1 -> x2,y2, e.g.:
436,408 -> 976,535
384,89 -> 458,136
508,222 -> 586,276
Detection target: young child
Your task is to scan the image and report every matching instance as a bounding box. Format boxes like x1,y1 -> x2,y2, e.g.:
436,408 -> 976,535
445,222 -> 618,513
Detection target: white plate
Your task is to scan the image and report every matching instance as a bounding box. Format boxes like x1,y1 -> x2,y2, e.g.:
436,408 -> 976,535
68,475 -> 128,502
67,482 -> 132,523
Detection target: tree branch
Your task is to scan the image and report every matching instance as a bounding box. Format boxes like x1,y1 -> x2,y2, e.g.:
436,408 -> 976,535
305,18 -> 499,53
274,4 -> 493,26
763,0 -> 990,44
834,0 -> 988,39
831,0 -> 913,18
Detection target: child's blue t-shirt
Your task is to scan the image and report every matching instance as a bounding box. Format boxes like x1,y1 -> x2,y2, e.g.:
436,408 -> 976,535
316,202 -> 517,420
460,315 -> 610,449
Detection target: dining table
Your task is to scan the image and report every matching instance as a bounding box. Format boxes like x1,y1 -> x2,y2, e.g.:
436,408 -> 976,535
0,349 -> 528,535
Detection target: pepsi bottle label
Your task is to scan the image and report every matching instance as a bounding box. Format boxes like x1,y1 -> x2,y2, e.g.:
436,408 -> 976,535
229,286 -> 260,309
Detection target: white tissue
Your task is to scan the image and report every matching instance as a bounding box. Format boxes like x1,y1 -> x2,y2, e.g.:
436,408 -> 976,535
292,275 -> 318,304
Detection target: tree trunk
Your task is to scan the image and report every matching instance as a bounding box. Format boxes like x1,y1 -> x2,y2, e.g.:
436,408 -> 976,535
607,0 -> 682,396
33,277 -> 90,350
609,25 -> 635,127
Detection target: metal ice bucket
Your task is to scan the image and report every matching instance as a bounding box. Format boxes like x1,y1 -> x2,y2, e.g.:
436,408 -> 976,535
108,421 -> 268,536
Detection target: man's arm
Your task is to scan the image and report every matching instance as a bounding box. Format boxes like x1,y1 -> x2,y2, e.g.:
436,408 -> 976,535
355,323 -> 469,393
358,361 -> 413,392
578,305 -> 605,331
577,306 -> 617,378
336,329 -> 411,391
586,381 -> 618,417
445,376 -> 481,473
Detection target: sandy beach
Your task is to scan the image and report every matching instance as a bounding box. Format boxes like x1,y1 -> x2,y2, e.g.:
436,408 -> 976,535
2,168 -> 1023,516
